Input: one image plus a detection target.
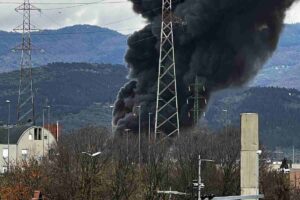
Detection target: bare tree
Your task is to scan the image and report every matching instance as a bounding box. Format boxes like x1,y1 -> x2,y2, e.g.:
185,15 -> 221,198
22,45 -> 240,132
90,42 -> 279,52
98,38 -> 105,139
42,126 -> 111,200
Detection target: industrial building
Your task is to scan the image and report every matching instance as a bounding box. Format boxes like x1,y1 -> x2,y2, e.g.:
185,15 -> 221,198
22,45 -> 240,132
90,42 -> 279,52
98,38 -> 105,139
0,125 -> 57,173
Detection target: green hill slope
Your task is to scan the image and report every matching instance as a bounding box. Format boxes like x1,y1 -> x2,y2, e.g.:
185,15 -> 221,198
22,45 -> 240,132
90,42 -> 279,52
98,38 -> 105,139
0,63 -> 299,148
0,62 -> 128,129
205,87 -> 300,148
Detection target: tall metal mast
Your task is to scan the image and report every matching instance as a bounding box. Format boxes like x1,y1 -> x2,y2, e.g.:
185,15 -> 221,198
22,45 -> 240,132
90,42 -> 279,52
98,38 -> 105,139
14,0 -> 40,125
191,76 -> 207,125
155,0 -> 180,139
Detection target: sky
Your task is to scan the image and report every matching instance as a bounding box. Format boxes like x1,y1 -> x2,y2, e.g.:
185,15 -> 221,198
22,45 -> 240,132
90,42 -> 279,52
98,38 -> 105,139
0,0 -> 300,35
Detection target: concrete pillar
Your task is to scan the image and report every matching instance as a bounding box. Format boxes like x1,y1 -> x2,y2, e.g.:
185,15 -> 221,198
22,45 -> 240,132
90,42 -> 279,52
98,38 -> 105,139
240,113 -> 259,199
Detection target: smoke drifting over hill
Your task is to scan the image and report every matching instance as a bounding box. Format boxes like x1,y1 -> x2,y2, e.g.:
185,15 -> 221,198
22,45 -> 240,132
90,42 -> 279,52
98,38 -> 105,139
113,0 -> 296,133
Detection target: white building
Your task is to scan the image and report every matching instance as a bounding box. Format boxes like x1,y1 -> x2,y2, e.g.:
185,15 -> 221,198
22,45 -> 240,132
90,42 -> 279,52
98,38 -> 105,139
0,125 -> 57,173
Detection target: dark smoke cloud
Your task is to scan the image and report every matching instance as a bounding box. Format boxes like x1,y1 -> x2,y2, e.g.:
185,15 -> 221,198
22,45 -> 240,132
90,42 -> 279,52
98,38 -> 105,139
113,0 -> 296,133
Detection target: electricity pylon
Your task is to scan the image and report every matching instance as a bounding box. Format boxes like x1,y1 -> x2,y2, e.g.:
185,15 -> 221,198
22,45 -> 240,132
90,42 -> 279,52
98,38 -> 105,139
188,76 -> 207,125
14,0 -> 40,125
155,0 -> 180,139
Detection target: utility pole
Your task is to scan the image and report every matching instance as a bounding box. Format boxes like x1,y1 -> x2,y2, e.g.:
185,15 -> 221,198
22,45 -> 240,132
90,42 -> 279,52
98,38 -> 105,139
6,100 -> 11,172
46,105 -> 51,151
14,0 -> 40,125
137,105 -> 141,169
124,129 -> 131,163
110,105 -> 114,134
148,112 -> 152,164
42,108 -> 45,156
293,146 -> 295,164
155,0 -> 180,139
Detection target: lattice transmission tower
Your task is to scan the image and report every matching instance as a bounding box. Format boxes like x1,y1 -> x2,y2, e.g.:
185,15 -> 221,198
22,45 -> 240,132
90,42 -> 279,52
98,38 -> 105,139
155,0 -> 180,139
14,0 -> 40,125
188,76 -> 207,125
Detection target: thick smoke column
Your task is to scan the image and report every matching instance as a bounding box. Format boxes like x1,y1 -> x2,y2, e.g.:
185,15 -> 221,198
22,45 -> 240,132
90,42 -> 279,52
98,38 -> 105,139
113,0 -> 296,133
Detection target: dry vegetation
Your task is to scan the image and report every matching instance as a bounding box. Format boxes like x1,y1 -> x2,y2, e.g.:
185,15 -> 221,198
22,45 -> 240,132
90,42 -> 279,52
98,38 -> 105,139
0,126 -> 299,200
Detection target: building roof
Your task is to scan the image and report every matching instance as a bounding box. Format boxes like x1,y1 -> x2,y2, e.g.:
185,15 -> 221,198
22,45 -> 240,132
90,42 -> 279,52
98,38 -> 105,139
0,125 -> 31,144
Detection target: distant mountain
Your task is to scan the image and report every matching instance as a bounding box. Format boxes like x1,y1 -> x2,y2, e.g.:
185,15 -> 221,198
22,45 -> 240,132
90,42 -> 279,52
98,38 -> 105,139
1,24 -> 300,89
251,24 -> 300,90
0,25 -> 127,72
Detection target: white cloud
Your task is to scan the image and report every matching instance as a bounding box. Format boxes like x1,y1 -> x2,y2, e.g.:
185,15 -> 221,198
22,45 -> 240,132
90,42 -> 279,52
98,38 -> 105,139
285,1 -> 300,24
0,0 -> 299,35
0,0 -> 145,34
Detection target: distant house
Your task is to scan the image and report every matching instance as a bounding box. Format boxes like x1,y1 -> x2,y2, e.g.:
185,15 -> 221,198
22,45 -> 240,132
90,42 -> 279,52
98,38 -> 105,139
32,190 -> 47,200
0,125 -> 57,173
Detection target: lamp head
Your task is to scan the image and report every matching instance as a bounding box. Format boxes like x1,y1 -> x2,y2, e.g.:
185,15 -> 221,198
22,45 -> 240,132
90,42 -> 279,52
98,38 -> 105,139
257,150 -> 262,155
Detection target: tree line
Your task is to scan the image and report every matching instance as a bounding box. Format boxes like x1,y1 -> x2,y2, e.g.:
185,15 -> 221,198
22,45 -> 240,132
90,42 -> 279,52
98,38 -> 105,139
0,126 -> 299,200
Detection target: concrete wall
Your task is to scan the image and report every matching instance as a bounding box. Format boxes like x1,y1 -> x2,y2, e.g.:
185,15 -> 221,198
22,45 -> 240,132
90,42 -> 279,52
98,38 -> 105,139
0,126 -> 57,173
240,113 -> 259,198
0,144 -> 17,173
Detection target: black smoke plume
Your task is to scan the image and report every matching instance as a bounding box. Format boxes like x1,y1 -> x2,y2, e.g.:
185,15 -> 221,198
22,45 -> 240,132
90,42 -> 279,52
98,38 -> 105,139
113,0 -> 296,133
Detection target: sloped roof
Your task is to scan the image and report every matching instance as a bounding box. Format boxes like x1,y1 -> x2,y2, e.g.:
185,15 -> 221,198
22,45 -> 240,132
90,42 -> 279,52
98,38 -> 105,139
0,125 -> 31,144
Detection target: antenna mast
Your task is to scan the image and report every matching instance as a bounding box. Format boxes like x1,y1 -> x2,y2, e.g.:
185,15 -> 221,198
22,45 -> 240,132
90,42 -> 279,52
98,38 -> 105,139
155,0 -> 180,139
14,0 -> 40,125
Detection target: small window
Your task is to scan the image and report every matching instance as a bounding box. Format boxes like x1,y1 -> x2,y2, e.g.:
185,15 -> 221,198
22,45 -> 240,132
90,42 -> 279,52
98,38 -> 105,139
29,134 -> 32,140
38,128 -> 42,140
2,166 -> 7,173
3,149 -> 8,159
21,149 -> 28,160
34,128 -> 38,140
34,128 -> 42,140
44,135 -> 47,140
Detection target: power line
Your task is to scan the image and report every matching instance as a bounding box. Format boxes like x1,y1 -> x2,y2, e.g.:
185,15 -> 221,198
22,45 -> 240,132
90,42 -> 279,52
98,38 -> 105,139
0,0 -> 125,4
0,0 -> 128,9
40,1 -> 128,10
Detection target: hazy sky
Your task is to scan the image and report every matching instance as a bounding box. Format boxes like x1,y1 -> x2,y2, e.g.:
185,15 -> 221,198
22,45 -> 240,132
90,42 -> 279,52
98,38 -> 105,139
0,0 -> 300,34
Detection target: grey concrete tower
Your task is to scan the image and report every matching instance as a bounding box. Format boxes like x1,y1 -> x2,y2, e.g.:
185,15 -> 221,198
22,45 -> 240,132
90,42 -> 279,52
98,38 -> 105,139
240,113 -> 259,199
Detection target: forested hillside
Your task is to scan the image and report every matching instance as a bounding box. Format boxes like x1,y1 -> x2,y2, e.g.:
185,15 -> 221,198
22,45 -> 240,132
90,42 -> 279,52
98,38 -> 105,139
206,87 -> 300,148
0,62 -> 127,127
0,63 -> 299,149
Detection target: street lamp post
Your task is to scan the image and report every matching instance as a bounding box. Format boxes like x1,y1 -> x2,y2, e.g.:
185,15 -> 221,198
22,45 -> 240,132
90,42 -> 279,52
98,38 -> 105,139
256,150 -> 262,199
81,151 -> 102,200
222,109 -> 228,136
198,155 -> 214,200
110,105 -> 114,134
46,105 -> 51,150
137,105 -> 141,169
148,112 -> 152,164
42,108 -> 45,157
124,129 -> 131,162
6,100 -> 10,171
